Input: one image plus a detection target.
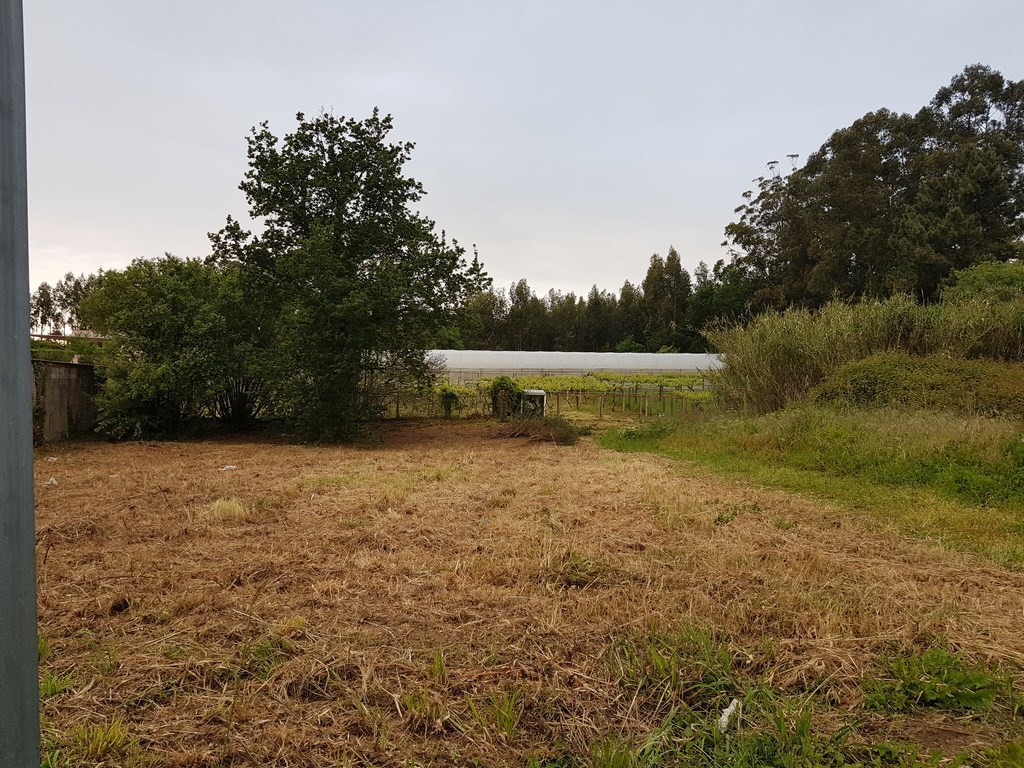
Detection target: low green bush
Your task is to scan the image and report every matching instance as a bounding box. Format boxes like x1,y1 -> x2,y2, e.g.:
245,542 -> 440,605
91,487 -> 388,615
438,385 -> 461,418
489,375 -> 523,419
707,294 -> 1024,414
813,352 -> 1024,419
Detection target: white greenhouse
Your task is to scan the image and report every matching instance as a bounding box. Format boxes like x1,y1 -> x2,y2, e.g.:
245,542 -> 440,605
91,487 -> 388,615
428,350 -> 723,383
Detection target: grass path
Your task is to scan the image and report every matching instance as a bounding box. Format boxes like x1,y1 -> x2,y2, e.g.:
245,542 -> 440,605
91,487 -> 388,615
600,409 -> 1024,570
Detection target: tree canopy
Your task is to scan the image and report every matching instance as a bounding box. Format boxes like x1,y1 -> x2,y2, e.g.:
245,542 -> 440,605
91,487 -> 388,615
724,64 -> 1024,309
209,109 -> 484,440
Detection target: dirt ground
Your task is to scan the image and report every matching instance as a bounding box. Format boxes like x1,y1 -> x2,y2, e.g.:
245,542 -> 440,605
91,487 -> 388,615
34,421 -> 1024,766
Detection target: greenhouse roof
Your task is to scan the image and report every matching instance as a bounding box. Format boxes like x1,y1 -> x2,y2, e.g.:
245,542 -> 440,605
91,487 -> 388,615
428,350 -> 722,374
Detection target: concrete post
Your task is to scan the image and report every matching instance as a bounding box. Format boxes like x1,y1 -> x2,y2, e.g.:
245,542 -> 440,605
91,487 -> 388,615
0,0 -> 41,763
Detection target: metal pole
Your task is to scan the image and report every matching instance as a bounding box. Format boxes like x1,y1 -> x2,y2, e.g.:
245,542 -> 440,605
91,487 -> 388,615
1,0 -> 41,764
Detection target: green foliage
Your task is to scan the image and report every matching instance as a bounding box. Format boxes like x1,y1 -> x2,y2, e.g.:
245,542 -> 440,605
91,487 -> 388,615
490,375 -> 524,418
985,742 -> 1024,767
81,256 -> 266,438
489,688 -> 525,737
30,337 -> 101,364
736,406 -> 1024,506
44,718 -> 150,766
725,65 -> 1024,309
863,647 -> 1010,713
30,271 -> 105,334
580,689 -> 956,768
599,407 -> 1024,566
438,385 -> 461,419
210,109 -> 479,441
453,249 -> 732,353
607,624 -> 736,716
77,111 -> 477,441
39,670 -> 75,699
588,370 -> 706,389
708,295 -> 1024,413
428,648 -> 447,684
813,352 -> 1024,418
943,261 -> 1024,304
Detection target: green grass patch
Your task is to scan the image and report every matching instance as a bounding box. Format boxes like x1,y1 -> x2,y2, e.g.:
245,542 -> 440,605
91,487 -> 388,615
237,634 -> 293,680
599,407 -> 1024,568
40,670 -> 76,700
581,689 -> 967,768
607,623 -> 737,716
42,718 -> 150,767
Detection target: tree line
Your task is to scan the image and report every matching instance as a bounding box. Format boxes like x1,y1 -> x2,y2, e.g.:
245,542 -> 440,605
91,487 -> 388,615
29,271 -> 104,335
28,64 -> 1024,439
445,248 -> 748,353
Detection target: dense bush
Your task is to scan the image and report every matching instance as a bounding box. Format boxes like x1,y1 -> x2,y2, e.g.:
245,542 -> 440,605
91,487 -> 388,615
942,260 -> 1024,304
708,295 -> 1024,413
813,352 -> 1024,419
489,376 -> 523,419
81,257 -> 267,439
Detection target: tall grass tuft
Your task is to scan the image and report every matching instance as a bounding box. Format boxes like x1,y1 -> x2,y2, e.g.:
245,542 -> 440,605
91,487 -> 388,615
707,296 -> 1024,413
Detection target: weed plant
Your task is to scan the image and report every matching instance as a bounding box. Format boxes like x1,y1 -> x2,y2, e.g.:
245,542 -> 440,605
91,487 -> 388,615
41,718 -> 149,767
40,670 -> 76,700
862,647 -> 1015,713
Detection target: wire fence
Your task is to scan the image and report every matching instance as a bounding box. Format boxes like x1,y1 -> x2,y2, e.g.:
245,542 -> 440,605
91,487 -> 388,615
383,388 -> 710,420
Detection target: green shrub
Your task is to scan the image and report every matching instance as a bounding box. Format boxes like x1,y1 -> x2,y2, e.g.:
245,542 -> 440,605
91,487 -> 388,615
942,261 -> 1024,304
813,352 -> 1024,419
438,385 -> 461,418
489,375 -> 523,419
708,296 -> 1024,414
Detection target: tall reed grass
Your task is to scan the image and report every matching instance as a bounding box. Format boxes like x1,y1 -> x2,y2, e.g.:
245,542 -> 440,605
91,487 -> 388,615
707,296 -> 1024,413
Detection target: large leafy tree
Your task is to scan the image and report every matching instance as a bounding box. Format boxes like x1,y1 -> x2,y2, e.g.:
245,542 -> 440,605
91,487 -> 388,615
725,64 -> 1024,307
210,110 -> 480,440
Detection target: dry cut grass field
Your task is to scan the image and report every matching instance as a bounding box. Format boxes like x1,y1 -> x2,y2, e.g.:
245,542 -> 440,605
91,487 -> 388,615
35,421 -> 1024,766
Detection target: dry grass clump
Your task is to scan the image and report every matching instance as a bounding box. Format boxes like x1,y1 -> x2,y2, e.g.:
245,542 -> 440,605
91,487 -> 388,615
33,422 -> 1024,766
193,497 -> 249,525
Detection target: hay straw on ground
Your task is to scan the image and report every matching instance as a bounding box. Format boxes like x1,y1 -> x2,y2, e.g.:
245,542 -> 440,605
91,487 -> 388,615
34,422 -> 1024,765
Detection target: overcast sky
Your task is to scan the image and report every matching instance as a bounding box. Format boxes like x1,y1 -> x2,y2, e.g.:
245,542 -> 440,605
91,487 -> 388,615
23,1 -> 1024,298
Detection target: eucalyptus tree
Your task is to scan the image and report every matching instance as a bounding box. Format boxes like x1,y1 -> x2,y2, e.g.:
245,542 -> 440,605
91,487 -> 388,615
724,64 -> 1024,308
